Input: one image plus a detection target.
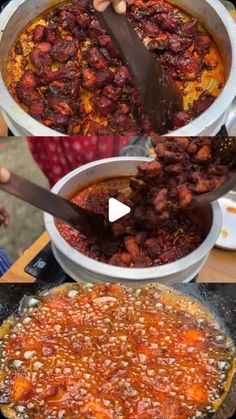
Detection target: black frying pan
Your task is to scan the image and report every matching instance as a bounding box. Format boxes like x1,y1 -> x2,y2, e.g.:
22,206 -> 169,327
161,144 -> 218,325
0,283 -> 235,419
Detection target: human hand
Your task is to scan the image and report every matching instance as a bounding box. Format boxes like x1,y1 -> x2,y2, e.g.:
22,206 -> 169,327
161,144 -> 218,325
0,167 -> 10,227
93,0 -> 126,14
0,167 -> 10,183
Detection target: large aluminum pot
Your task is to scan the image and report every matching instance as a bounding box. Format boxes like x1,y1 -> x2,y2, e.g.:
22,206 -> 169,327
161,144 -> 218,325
0,0 -> 236,136
44,157 -> 222,285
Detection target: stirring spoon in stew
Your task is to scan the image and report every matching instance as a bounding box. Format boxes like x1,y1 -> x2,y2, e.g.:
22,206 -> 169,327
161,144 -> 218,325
0,170 -> 118,256
95,3 -> 183,133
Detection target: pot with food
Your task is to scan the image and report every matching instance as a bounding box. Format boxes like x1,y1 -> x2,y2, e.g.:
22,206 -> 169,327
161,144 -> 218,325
0,0 -> 236,136
0,282 -> 235,418
45,139 -> 223,283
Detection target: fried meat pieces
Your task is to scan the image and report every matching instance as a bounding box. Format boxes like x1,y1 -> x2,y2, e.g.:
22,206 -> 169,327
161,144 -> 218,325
12,0 -> 219,134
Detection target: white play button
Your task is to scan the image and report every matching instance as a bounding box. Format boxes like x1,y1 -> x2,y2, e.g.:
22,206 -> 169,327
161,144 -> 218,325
108,198 -> 131,223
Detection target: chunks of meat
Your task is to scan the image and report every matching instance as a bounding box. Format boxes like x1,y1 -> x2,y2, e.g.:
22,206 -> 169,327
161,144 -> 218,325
88,19 -> 105,38
132,255 -> 152,267
180,18 -> 198,37
32,24 -> 47,42
81,68 -> 97,90
11,0 -> 219,135
147,35 -> 168,52
99,47 -> 119,67
174,53 -> 203,81
194,34 -> 211,54
81,68 -> 114,90
18,70 -> 37,89
109,253 -> 132,267
59,10 -> 76,32
86,121 -> 112,135
110,112 -> 141,136
143,21 -> 159,37
146,161 -> 162,178
45,29 -> 57,44
93,96 -> 116,116
133,7 -> 151,20
16,86 -> 42,107
15,40 -> 23,55
153,188 -> 168,212
46,95 -> 75,116
114,66 -> 131,87
179,184 -> 192,206
159,14 -> 181,33
76,13 -> 90,29
144,238 -> 161,259
124,236 -> 140,260
97,35 -> 120,58
192,91 -> 215,115
42,109 -> 69,130
28,102 -> 44,120
72,0 -> 89,12
196,145 -> 212,162
172,110 -> 195,129
95,69 -> 114,88
30,44 -> 52,68
103,84 -> 121,101
166,34 -> 192,54
50,38 -> 76,62
146,137 -> 230,213
86,47 -> 107,70
49,78 -> 80,99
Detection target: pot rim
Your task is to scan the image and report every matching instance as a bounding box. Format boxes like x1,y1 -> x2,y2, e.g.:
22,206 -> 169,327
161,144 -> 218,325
44,157 -> 222,281
0,0 -> 236,136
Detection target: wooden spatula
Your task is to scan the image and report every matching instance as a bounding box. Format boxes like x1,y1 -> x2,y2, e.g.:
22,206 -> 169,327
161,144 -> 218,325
95,5 -> 183,132
0,171 -> 117,256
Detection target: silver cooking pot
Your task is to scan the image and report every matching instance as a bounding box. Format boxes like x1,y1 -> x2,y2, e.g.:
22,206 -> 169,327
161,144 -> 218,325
44,157 -> 222,285
0,0 -> 236,136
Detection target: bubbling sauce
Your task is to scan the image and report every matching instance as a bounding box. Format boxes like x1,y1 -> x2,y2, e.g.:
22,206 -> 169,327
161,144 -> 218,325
0,283 -> 235,419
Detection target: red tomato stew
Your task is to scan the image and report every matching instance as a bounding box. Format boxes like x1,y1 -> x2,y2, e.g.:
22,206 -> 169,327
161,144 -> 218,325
6,0 -> 225,135
0,283 -> 235,418
57,175 -> 205,267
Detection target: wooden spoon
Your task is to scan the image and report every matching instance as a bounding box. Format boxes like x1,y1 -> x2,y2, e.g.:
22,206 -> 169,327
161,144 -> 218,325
0,171 -> 117,256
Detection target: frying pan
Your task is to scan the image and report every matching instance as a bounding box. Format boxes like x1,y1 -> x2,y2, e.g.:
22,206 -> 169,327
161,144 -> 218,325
0,283 -> 235,418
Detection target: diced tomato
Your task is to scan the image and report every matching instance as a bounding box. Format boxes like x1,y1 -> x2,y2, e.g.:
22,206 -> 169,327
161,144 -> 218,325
186,383 -> 208,404
12,375 -> 33,402
181,329 -> 206,346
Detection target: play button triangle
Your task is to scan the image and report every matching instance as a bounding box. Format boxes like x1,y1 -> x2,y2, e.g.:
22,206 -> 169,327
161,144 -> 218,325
108,198 -> 131,223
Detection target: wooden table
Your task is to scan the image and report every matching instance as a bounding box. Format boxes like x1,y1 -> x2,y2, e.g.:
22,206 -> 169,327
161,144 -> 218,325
1,232 -> 236,283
